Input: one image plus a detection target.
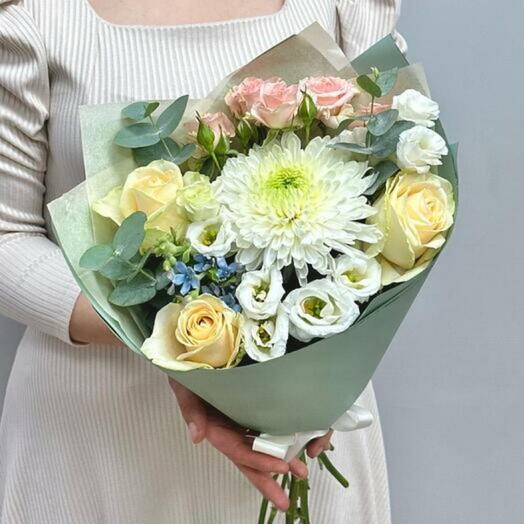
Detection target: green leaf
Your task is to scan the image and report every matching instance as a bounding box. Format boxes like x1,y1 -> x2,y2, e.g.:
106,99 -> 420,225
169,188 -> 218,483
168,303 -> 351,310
112,211 -> 147,260
370,120 -> 415,157
157,95 -> 189,138
357,74 -> 382,98
114,123 -> 160,148
109,272 -> 157,307
173,143 -> 196,165
132,137 -> 180,166
364,160 -> 399,195
98,256 -> 136,281
375,68 -> 398,96
79,244 -> 113,271
367,109 -> 399,136
329,142 -> 373,155
122,101 -> 160,121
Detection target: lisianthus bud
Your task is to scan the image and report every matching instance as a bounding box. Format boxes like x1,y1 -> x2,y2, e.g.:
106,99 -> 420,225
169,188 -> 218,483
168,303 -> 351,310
298,92 -> 317,125
197,119 -> 216,153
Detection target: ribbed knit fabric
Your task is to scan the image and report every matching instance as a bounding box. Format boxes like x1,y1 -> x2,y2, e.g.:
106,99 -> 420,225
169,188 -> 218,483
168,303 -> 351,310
0,1 -> 405,522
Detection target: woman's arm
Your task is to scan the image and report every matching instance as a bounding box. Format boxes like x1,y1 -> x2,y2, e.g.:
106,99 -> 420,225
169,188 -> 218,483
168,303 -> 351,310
336,0 -> 407,60
0,3 -> 116,346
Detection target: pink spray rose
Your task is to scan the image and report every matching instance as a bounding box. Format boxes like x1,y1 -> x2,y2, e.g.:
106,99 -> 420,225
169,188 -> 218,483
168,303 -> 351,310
299,76 -> 358,128
184,112 -> 235,146
224,77 -> 264,118
250,79 -> 300,129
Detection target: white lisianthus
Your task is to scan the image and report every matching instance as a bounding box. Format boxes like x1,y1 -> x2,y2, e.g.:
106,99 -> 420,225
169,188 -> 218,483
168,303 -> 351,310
283,278 -> 359,343
242,306 -> 289,362
333,253 -> 381,302
177,171 -> 220,222
392,89 -> 440,128
396,126 -> 448,174
236,268 -> 285,320
215,133 -> 380,284
186,216 -> 235,257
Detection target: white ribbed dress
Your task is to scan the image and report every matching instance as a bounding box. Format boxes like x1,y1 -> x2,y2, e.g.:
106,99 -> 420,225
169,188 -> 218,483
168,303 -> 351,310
0,1 -> 406,522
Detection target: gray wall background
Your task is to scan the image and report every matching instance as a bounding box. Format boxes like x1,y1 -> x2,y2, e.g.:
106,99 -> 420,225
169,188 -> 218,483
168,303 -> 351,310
1,0 -> 523,522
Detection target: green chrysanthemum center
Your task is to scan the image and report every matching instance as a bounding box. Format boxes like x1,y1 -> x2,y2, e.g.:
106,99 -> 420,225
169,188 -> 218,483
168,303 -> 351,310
265,166 -> 308,192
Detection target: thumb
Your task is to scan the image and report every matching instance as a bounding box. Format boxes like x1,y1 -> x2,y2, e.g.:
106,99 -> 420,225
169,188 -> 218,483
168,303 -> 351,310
169,378 -> 208,444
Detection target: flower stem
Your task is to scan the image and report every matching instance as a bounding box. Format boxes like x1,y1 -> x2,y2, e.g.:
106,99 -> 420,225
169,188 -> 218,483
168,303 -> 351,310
318,452 -> 349,488
210,151 -> 222,172
257,497 -> 269,524
286,473 -> 301,524
298,453 -> 310,524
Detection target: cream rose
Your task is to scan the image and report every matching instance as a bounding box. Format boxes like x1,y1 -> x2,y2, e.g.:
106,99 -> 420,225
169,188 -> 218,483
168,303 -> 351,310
369,172 -> 455,285
141,295 -> 243,370
250,79 -> 300,129
300,76 -> 358,129
92,159 -> 187,237
392,89 -> 440,128
396,126 -> 448,174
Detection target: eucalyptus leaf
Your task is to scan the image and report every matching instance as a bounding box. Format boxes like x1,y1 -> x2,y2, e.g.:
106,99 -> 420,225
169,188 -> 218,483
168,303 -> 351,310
367,109 -> 399,136
112,212 -> 147,260
155,269 -> 171,291
79,244 -> 113,271
109,272 -> 157,307
173,143 -> 197,165
356,75 -> 382,98
329,142 -> 373,155
122,101 -> 160,121
157,95 -> 189,139
364,160 -> 399,195
98,256 -> 136,281
114,123 -> 160,148
370,120 -> 415,157
132,137 -> 180,166
375,68 -> 398,96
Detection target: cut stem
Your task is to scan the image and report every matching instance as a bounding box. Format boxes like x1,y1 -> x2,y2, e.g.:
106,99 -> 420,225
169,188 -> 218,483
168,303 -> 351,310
318,452 -> 349,488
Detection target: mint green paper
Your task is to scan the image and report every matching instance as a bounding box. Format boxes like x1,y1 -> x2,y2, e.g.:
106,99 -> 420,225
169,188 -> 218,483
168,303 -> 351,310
48,24 -> 458,435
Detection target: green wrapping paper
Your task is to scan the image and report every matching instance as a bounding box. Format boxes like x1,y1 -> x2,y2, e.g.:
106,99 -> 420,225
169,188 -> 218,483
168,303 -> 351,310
48,24 -> 458,435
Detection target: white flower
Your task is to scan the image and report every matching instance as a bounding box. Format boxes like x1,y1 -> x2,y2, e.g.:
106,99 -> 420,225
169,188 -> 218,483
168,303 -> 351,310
236,268 -> 285,320
283,278 -> 359,343
186,216 -> 235,257
392,89 -> 440,128
333,253 -> 381,302
396,126 -> 448,174
242,306 -> 289,362
177,171 -> 220,222
215,133 -> 380,284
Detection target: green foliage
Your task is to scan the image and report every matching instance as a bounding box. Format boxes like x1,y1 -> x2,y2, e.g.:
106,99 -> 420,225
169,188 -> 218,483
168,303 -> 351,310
114,123 -> 160,148
370,120 -> 415,157
367,109 -> 399,137
357,74 -> 382,98
364,160 -> 399,196
112,212 -> 147,260
109,271 -> 157,307
329,142 -> 373,155
97,256 -> 136,280
122,101 -> 160,121
157,95 -> 189,139
79,244 -> 113,271
375,68 -> 398,96
132,139 -> 196,167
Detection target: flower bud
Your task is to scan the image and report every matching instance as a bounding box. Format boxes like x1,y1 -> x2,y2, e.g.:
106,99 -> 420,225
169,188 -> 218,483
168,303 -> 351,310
214,132 -> 229,155
197,119 -> 216,154
236,118 -> 253,146
298,92 -> 317,126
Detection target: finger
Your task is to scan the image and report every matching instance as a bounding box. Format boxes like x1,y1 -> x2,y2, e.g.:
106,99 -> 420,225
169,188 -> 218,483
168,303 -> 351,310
169,379 -> 207,444
307,429 -> 334,458
289,457 -> 308,479
206,422 -> 290,474
237,465 -> 290,512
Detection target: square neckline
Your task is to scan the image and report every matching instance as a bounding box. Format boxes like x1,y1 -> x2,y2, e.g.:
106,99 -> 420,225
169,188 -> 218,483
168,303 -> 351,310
82,0 -> 294,31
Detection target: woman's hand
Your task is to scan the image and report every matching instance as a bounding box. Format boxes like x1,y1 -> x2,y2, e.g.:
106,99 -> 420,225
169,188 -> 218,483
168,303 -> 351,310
69,293 -> 122,345
169,379 -> 309,512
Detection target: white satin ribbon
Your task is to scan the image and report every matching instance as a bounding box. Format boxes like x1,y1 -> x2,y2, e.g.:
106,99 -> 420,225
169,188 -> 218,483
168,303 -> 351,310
252,404 -> 374,461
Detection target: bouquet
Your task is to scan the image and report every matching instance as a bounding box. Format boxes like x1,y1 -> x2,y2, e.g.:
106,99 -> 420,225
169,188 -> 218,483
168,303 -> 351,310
49,24 -> 458,523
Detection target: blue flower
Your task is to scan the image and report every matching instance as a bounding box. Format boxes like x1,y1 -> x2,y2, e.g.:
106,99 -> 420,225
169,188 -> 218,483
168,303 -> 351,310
201,283 -> 221,297
193,254 -> 213,273
216,257 -> 242,281
221,293 -> 241,312
170,261 -> 200,296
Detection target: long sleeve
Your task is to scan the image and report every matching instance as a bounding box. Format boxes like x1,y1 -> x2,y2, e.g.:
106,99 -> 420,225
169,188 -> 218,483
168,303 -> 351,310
336,0 -> 407,60
0,3 -> 82,345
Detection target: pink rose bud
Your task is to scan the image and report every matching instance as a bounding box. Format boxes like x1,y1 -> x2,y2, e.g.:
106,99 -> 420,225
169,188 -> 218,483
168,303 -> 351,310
250,79 -> 300,129
225,77 -> 264,118
185,112 -> 236,147
299,76 -> 358,129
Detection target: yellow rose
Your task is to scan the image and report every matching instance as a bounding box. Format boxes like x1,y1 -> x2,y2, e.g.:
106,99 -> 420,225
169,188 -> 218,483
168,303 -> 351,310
141,295 -> 243,371
369,172 -> 455,285
93,159 -> 187,237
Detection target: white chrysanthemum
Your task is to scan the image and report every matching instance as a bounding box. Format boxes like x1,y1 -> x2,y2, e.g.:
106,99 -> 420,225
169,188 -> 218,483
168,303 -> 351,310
214,133 -> 380,283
